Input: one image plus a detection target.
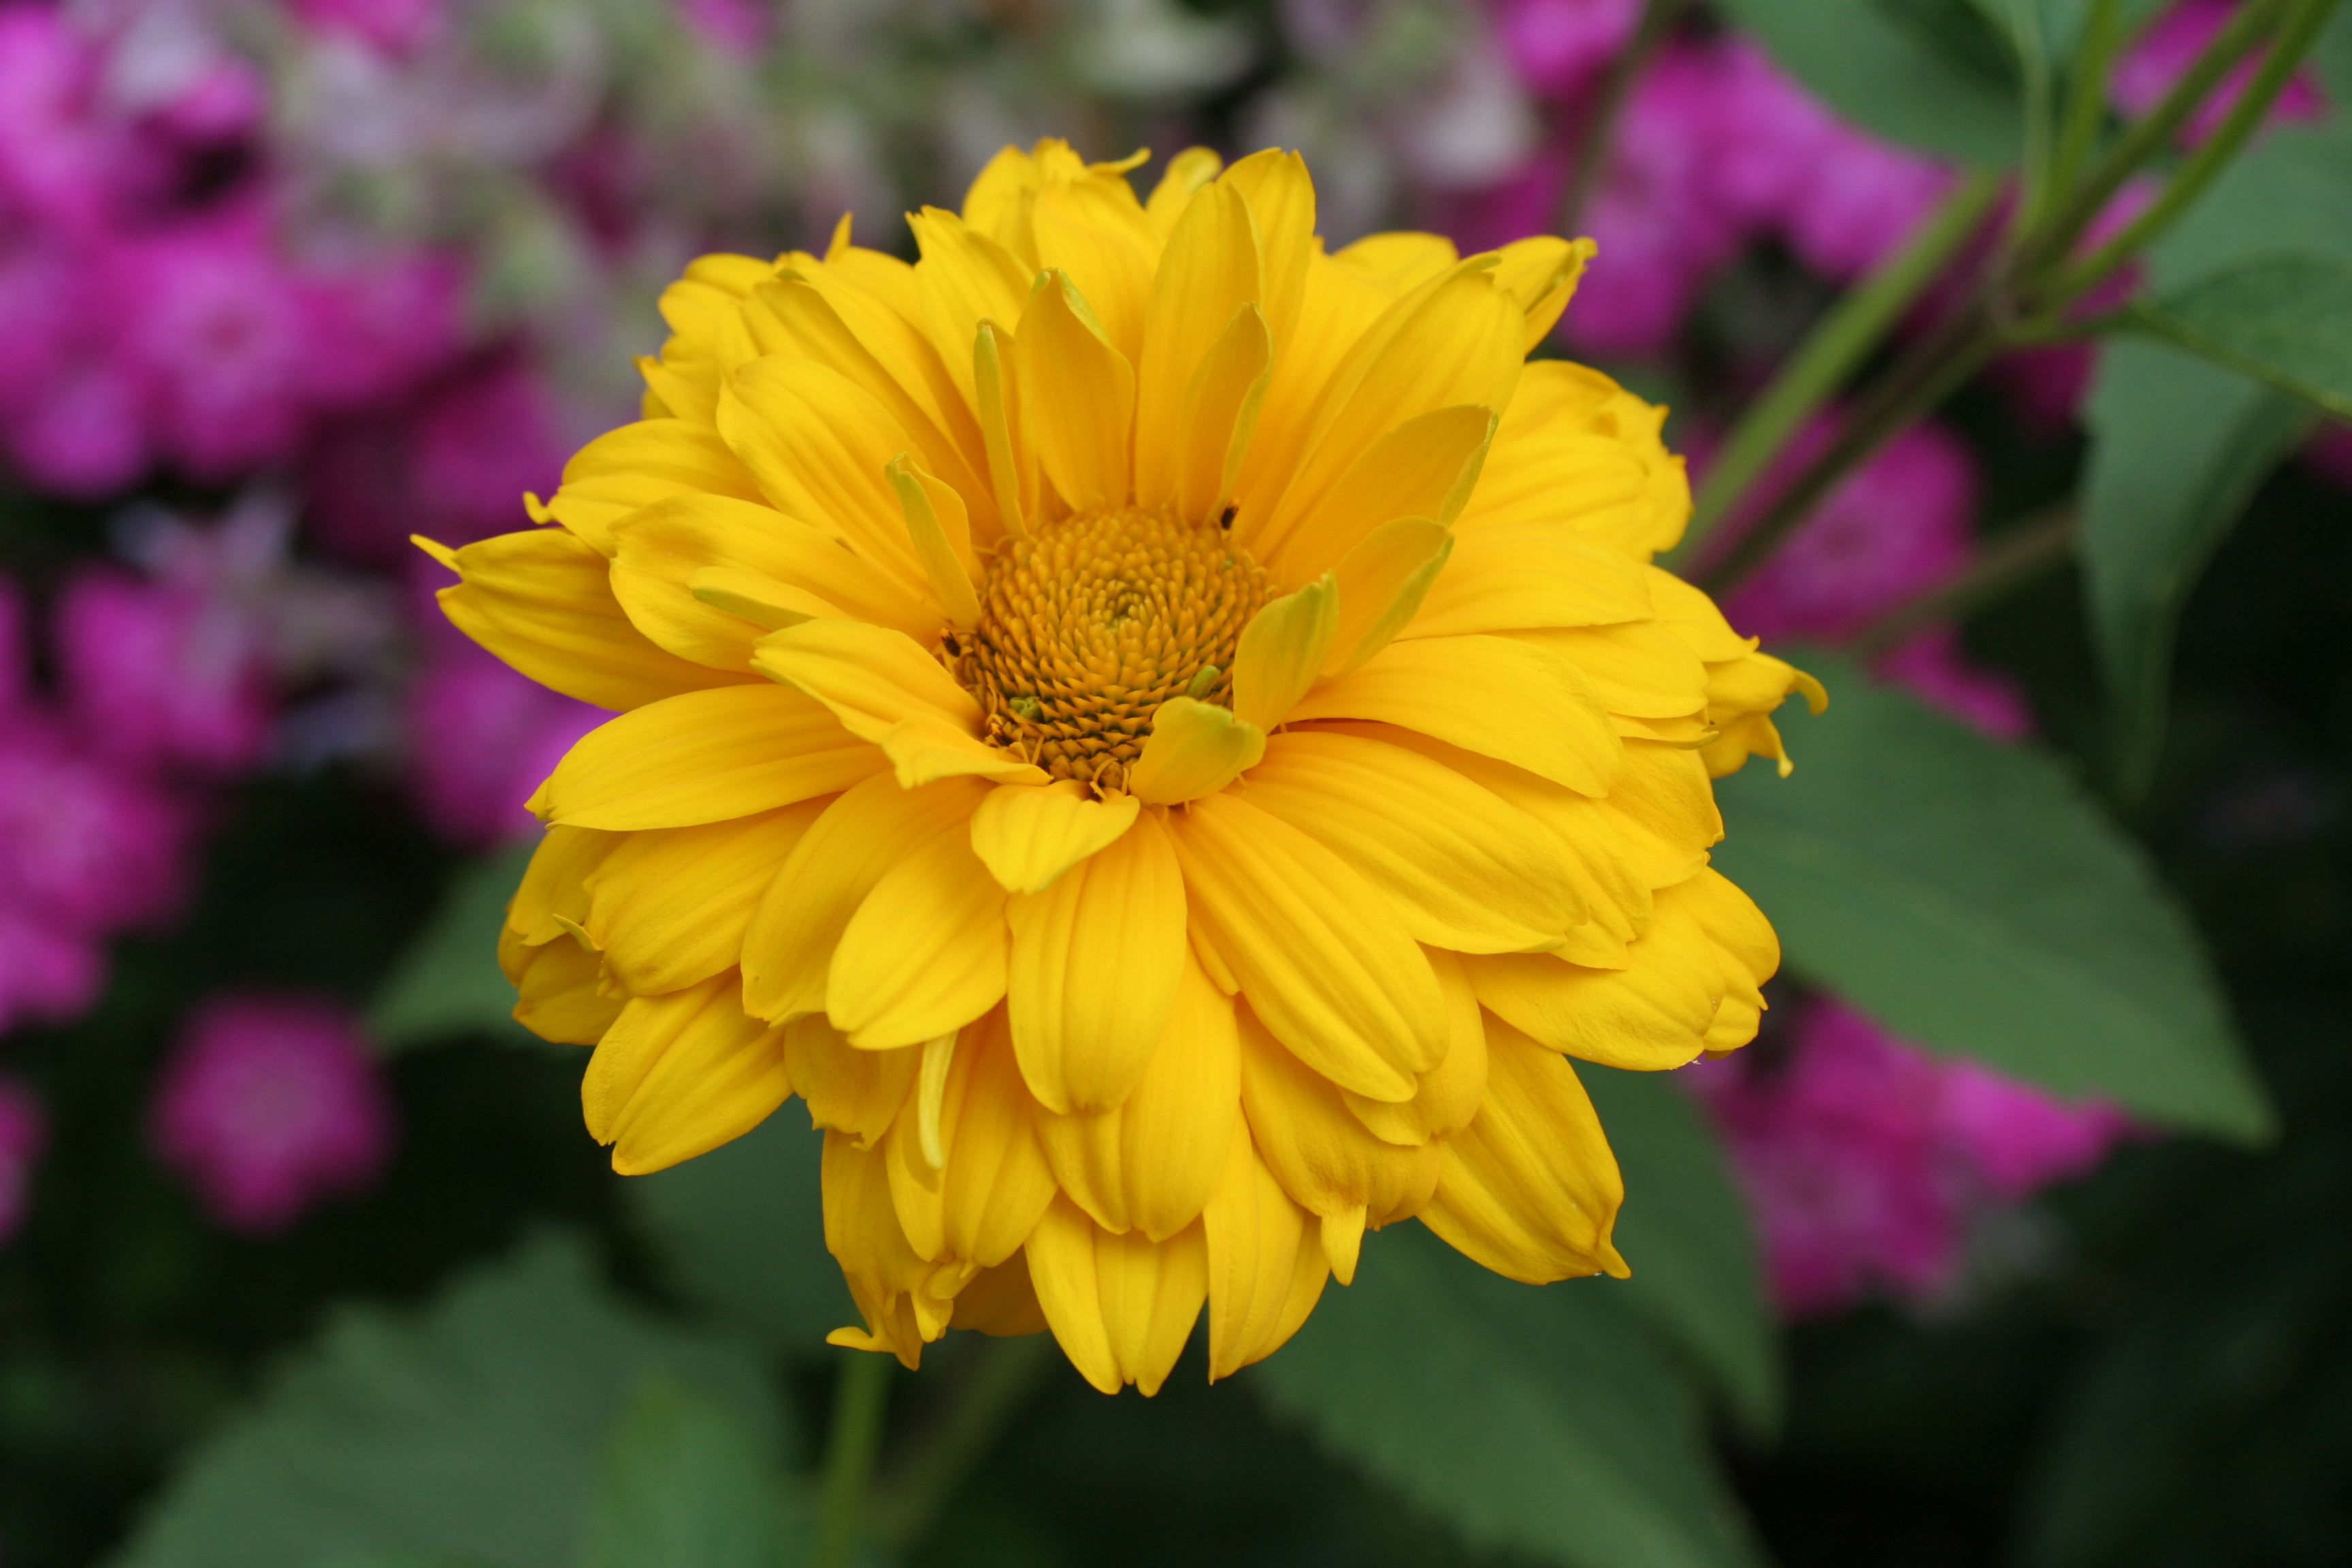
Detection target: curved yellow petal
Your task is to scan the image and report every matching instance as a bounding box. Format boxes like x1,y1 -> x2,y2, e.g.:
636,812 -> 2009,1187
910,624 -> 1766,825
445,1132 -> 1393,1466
740,773 -> 988,1023
1165,792 -> 1443,1101
1143,146 -> 1223,238
1266,404 -> 1492,586
1012,270 -> 1135,512
1343,946 -> 1489,1146
827,832 -> 1009,1049
751,619 -> 983,743
1026,1195 -> 1206,1397
506,825 -> 620,945
909,205 -> 1034,410
1516,621 -> 1710,721
785,1015 -> 916,1148
969,779 -> 1141,893
1128,698 -> 1266,806
1006,809 -> 1188,1113
1324,517 -> 1452,676
885,453 -> 980,625
1236,1004 -> 1443,1245
1217,150 -> 1314,363
1200,1127 -> 1328,1380
1243,729 -> 1578,953
529,419 -> 766,555
1288,634 -> 1621,796
1678,867 -> 1780,1053
506,930 -> 619,1045
1333,231 -> 1459,293
1493,235 -> 1594,351
883,1011 -> 1058,1269
948,1252 -> 1050,1337
1171,304 -> 1273,528
532,684 -> 883,830
1406,522 -> 1654,640
582,972 -> 791,1175
1136,182 -> 1262,507
822,1129 -> 936,1369
1034,174 -> 1158,368
1418,1018 -> 1627,1284
1463,887 -> 1720,1070
1230,574 -> 1337,732
581,799 -> 829,995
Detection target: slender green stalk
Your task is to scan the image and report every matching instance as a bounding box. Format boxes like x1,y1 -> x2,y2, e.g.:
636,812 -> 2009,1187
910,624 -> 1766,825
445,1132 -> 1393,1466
2049,0 -> 2127,201
876,1334 -> 1057,1554
813,1350 -> 894,1568
2012,0 -> 2290,278
1846,505 -> 2079,659
2010,0 -> 2059,235
1671,172 -> 2004,568
2050,0 -> 2344,301
1556,0 -> 1693,233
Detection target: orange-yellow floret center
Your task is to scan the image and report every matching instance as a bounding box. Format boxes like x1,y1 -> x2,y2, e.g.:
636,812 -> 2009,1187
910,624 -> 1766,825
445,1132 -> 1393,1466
947,508 -> 1268,790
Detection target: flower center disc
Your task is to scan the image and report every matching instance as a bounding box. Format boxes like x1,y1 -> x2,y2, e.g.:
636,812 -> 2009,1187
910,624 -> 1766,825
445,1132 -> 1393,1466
949,508 -> 1268,791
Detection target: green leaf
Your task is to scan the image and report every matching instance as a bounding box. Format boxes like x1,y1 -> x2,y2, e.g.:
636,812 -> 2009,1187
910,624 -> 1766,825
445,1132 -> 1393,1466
1253,1224 -> 1765,1568
1709,655 -> 2272,1141
1710,0 -> 2021,167
623,1113 -> 855,1357
110,1233 -> 783,1568
370,842 -> 540,1054
577,1375 -> 803,1568
1579,1067 -> 1780,1436
2081,340 -> 2313,795
2133,255 -> 2352,419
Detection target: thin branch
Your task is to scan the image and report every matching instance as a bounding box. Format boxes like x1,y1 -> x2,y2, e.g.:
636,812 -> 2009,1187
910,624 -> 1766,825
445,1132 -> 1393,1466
813,1350 -> 894,1568
875,1334 -> 1057,1554
1846,506 -> 2080,659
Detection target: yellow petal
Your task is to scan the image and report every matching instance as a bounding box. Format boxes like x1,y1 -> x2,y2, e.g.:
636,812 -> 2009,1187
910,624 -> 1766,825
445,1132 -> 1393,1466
1171,304 -> 1273,528
875,710 -> 1049,789
1237,1004 -> 1443,1234
934,1011 -> 1060,1267
948,1252 -> 1049,1337
507,931 -> 620,1045
821,1130 -> 936,1369
1229,574 -> 1337,732
532,419 -> 766,555
785,1015 -> 917,1148
751,619 -> 982,744
1034,174 -> 1158,368
1200,1126 -> 1328,1379
1343,946 -> 1489,1145
1036,951 -> 1240,1239
1492,235 -> 1594,351
1324,517 -> 1452,676
1514,621 -> 1711,721
827,830 -> 1009,1049
716,357 -> 931,601
424,527 -> 740,711
1234,250 -> 1386,529
969,779 -> 1141,893
1127,698 -> 1267,806
1006,809 -> 1188,1113
1011,270 -> 1135,512
1026,1196 -> 1206,1397
1463,888 -> 1720,1070
683,568 -> 845,634
1288,634 -> 1621,796
1266,404 -> 1493,585
740,773 -> 989,1022
506,825 -> 620,945
1598,740 -> 1722,890
581,972 -> 791,1175
1024,1194 -> 1122,1393
1678,867 -> 1780,1053
583,799 -> 830,996
973,320 -> 1030,540
1217,150 -> 1314,363
1407,521 -> 1654,639
1333,231 -> 1460,293
1143,146 -> 1224,239
1136,182 -> 1263,507
908,206 -> 1035,410
885,453 -> 981,627
1418,1018 -> 1627,1284
1243,729 -> 1579,953
1166,792 -> 1444,1101
533,684 -> 883,830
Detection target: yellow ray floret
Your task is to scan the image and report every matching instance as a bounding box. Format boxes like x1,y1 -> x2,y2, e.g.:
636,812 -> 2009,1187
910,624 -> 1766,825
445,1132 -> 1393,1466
429,136 -> 1820,1390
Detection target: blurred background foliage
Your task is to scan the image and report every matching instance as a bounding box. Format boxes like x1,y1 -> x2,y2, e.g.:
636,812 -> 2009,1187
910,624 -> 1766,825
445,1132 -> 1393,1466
2,0 -> 2350,1563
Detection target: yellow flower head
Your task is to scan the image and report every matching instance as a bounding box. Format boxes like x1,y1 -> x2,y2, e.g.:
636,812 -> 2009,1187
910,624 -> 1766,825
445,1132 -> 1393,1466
421,140 -> 1825,1394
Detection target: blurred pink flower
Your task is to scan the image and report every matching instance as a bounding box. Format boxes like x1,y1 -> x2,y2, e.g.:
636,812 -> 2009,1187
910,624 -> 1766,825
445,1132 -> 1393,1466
2112,0 -> 2326,145
405,634 -> 601,846
1492,0 -> 1639,97
1878,627 -> 2036,740
148,993 -> 395,1235
1686,998 -> 2128,1316
288,0 -> 449,56
57,566 -> 274,777
0,5 -> 143,235
0,1073 -> 44,1247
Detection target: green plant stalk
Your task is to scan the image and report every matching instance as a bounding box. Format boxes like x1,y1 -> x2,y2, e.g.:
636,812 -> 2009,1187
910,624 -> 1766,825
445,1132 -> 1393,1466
2048,0 -> 2345,301
1671,171 -> 2004,569
1845,504 -> 2079,659
2049,0 -> 2128,201
813,1350 -> 894,1568
2012,0 -> 2291,278
2010,0 -> 2059,236
877,1333 -> 1057,1554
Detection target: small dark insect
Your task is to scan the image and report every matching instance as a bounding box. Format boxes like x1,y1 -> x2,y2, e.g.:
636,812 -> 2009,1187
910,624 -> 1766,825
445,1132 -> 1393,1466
1218,504 -> 1237,530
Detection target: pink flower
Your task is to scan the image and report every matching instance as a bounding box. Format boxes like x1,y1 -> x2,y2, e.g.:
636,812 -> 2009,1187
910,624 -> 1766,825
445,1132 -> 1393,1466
148,994 -> 395,1235
1686,998 -> 2129,1317
1877,627 -> 2036,740
2112,0 -> 2327,145
0,236 -> 152,497
0,1074 -> 45,1247
1492,0 -> 1641,97
56,565 -> 275,777
288,0 -> 449,56
0,6 -> 144,235
405,632 -> 601,846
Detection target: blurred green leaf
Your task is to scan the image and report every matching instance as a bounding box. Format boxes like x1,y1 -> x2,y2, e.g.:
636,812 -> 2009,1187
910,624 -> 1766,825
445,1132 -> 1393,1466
1580,1067 -> 1780,1436
624,1114 -> 855,1357
1711,0 -> 2021,166
111,1233 -> 782,1568
2129,255 -> 2352,419
370,842 -> 538,1053
577,1375 -> 803,1568
1254,1224 -> 1765,1568
1710,655 -> 2271,1141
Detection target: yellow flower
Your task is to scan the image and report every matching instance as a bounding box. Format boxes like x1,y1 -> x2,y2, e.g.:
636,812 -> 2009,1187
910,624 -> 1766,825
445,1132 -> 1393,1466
421,139 -> 1823,1394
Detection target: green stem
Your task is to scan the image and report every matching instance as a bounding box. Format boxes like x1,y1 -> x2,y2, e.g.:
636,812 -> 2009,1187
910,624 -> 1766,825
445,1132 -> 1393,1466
1844,505 -> 2079,659
2049,0 -> 2127,202
1671,171 -> 2004,568
813,1350 -> 894,1568
2012,0 -> 2290,278
876,1334 -> 1057,1554
2048,0 -> 2343,302
2011,0 -> 2058,235
1556,0 -> 1692,234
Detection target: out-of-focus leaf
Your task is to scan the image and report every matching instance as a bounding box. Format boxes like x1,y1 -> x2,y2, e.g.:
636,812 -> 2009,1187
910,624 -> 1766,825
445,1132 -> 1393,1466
624,1113 -> 853,1356
1710,655 -> 2271,1141
1580,1066 -> 1780,1436
577,1375 -> 802,1568
110,1233 -> 782,1568
2131,255 -> 2352,419
370,840 -> 539,1053
1254,1224 -> 1765,1568
1711,0 -> 2021,166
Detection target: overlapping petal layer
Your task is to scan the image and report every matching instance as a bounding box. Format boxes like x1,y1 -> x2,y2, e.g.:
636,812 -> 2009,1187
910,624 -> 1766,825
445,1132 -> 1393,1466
438,139 -> 1819,1390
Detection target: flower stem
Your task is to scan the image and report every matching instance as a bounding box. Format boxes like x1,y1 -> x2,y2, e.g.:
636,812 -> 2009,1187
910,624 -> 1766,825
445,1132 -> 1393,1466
2048,0 -> 2127,203
813,1350 -> 894,1568
1844,504 -> 2079,660
876,1333 -> 1058,1554
1672,171 -> 2005,569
